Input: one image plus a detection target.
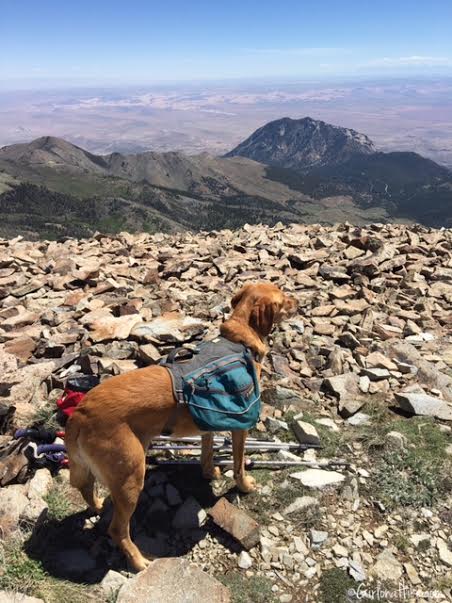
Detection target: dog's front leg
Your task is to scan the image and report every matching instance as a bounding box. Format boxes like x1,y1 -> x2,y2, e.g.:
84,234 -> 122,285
201,433 -> 221,480
232,430 -> 256,493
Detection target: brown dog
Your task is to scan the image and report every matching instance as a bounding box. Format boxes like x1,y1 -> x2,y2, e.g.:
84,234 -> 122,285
65,283 -> 297,571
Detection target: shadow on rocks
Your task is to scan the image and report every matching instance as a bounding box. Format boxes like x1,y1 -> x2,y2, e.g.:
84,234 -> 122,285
24,508 -> 111,584
22,464 -> 243,584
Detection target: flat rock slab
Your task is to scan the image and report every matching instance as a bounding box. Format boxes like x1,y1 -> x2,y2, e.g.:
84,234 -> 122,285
338,398 -> 365,418
323,372 -> 366,417
208,497 -> 260,550
310,529 -> 329,545
323,373 -> 360,400
4,336 -> 36,362
361,367 -> 391,381
437,538 -> 452,567
293,420 -> 321,446
290,468 -> 345,489
131,313 -> 205,344
88,314 -> 143,342
365,352 -> 398,371
349,560 -> 367,582
395,391 -> 452,421
117,558 -> 230,603
27,468 -> 53,499
346,412 -> 371,426
371,550 -> 403,582
0,484 -> 29,533
284,495 -> 318,516
389,341 -> 452,402
101,570 -> 129,597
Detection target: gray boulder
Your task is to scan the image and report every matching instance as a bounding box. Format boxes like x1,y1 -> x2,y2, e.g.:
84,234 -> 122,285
395,391 -> 452,421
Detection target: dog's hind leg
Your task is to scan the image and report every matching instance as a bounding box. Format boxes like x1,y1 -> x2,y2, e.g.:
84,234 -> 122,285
105,433 -> 149,572
69,459 -> 104,514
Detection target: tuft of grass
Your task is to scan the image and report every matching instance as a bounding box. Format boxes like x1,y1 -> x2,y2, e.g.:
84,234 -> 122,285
270,469 -> 308,507
293,411 -> 348,458
273,483 -> 303,510
416,539 -> 431,553
363,415 -> 449,454
292,503 -> 323,530
243,468 -> 304,523
273,484 -> 300,509
435,573 -> 452,597
0,537 -> 47,593
365,417 -> 451,509
317,568 -> 375,603
31,401 -> 62,431
372,451 -> 441,508
246,467 -> 324,529
219,572 -> 277,603
44,475 -> 85,520
275,410 -> 299,443
252,469 -> 272,485
393,533 -> 410,553
44,487 -> 72,521
318,568 -> 356,603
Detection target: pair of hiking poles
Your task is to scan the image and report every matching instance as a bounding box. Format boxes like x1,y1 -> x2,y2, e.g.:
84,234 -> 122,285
13,429 -> 349,470
147,435 -> 349,469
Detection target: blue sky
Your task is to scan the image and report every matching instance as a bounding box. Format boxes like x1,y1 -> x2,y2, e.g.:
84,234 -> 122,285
2,0 -> 452,84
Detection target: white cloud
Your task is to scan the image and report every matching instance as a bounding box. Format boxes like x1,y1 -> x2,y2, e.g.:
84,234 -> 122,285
367,55 -> 452,67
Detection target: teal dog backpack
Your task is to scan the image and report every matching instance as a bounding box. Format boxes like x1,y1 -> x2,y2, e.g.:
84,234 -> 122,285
160,337 -> 261,432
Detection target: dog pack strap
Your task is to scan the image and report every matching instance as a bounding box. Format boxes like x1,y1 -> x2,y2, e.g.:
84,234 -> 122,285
164,346 -> 200,365
160,366 -> 185,437
160,401 -> 184,437
66,375 -> 100,392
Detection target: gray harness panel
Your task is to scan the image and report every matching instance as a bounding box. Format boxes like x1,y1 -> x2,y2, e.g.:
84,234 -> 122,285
160,337 -> 248,404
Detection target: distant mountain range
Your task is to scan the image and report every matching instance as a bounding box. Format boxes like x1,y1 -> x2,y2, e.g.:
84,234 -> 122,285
0,117 -> 450,239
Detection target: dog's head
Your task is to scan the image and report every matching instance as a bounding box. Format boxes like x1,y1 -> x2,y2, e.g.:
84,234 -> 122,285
230,283 -> 298,337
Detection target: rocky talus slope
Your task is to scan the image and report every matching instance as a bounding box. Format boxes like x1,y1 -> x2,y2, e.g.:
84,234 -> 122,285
0,222 -> 451,603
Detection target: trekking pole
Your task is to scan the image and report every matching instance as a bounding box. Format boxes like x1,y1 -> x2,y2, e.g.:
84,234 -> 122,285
148,442 -> 320,453
150,437 -> 321,451
153,435 -> 279,444
146,458 -> 350,469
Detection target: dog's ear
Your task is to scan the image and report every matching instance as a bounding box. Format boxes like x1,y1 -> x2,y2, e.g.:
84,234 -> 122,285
231,284 -> 253,308
250,297 -> 277,336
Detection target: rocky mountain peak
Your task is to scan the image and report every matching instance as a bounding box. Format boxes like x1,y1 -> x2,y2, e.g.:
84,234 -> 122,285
0,135 -> 108,172
225,116 -> 376,171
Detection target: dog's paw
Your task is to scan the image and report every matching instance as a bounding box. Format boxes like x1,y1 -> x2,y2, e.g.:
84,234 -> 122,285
132,554 -> 152,573
211,466 -> 223,480
236,474 -> 257,493
202,465 -> 222,481
90,497 -> 105,514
